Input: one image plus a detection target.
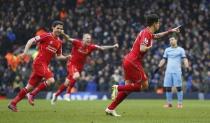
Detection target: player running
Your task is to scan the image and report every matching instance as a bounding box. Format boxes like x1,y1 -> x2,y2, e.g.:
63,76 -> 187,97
105,14 -> 181,116
51,33 -> 119,105
157,36 -> 189,108
8,21 -> 69,112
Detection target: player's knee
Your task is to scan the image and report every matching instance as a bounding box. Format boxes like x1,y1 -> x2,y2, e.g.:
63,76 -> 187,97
165,87 -> 172,92
46,78 -> 55,85
73,73 -> 80,80
141,80 -> 149,90
176,87 -> 182,92
25,84 -> 34,92
64,79 -> 70,86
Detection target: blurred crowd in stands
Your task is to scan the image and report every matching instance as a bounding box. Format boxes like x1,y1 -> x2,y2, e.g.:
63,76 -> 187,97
0,0 -> 209,96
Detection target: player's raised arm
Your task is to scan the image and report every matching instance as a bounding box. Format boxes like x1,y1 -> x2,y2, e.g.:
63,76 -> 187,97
19,37 -> 38,57
61,31 -> 75,42
96,43 -> 119,50
56,54 -> 71,60
154,25 -> 181,39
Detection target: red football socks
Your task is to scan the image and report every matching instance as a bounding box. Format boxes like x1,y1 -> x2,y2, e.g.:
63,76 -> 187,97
118,82 -> 141,92
66,79 -> 76,94
11,88 -> 28,105
108,92 -> 129,110
55,83 -> 67,96
30,82 -> 48,97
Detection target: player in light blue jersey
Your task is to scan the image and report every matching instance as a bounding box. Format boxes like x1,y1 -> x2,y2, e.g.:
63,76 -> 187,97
157,36 -> 189,108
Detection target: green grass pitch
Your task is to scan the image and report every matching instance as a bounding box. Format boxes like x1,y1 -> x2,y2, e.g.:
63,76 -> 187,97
0,99 -> 209,123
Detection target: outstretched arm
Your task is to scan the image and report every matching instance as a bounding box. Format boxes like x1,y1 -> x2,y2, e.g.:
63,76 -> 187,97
19,37 -> 37,57
154,25 -> 181,39
56,54 -> 71,60
61,31 -> 75,42
96,43 -> 119,50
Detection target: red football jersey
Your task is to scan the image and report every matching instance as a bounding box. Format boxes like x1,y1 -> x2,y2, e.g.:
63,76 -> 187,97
126,28 -> 154,63
68,39 -> 98,69
33,33 -> 62,65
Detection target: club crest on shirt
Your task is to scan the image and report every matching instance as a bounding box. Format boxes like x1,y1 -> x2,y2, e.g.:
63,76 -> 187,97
143,38 -> 148,45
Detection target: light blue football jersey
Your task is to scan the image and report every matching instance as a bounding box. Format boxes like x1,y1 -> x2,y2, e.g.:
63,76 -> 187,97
163,46 -> 186,73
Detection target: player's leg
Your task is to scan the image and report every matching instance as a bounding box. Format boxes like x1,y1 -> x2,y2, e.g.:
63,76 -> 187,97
66,71 -> 79,94
176,87 -> 183,108
112,60 -> 147,95
51,78 -> 70,104
55,78 -> 70,96
64,78 -> 77,101
28,65 -> 54,105
52,70 -> 79,104
113,72 -> 147,93
173,73 -> 183,108
65,64 -> 79,94
106,80 -> 131,117
106,59 -> 137,116
28,77 -> 55,105
8,72 -> 38,112
64,72 -> 79,101
164,87 -> 173,108
163,73 -> 173,108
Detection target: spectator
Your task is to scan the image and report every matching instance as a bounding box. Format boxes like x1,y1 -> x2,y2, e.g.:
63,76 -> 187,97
0,0 -> 209,94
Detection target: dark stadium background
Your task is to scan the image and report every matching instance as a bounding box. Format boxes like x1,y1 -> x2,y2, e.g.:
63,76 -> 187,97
0,0 -> 209,100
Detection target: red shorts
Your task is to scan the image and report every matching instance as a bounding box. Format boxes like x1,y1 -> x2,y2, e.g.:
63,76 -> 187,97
123,58 -> 147,83
66,62 -> 82,81
28,63 -> 53,87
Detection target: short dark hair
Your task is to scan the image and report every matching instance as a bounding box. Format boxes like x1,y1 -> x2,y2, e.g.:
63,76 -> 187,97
145,14 -> 159,26
170,35 -> 178,40
52,20 -> 64,27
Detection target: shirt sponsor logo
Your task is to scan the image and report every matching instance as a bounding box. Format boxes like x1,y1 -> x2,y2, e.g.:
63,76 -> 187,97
46,45 -> 57,53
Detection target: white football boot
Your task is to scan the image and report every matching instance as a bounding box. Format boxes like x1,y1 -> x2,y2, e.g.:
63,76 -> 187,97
64,93 -> 71,102
51,93 -> 57,105
105,108 -> 121,117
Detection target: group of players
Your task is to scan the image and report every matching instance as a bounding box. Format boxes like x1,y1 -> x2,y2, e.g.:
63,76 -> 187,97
8,14 -> 188,117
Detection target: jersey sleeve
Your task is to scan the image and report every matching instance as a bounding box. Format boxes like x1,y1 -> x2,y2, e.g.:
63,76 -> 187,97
89,44 -> 98,51
72,39 -> 81,46
140,32 -> 151,47
34,33 -> 50,43
163,49 -> 168,59
181,48 -> 186,58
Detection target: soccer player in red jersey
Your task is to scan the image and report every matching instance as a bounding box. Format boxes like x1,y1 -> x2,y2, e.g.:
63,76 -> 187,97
8,21 -> 69,112
105,14 -> 181,116
51,33 -> 119,104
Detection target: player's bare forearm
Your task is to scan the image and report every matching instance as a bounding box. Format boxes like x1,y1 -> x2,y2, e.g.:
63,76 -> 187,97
183,58 -> 189,68
23,38 -> 36,54
140,45 -> 152,52
154,31 -> 170,39
61,33 -> 74,42
56,54 -> 71,60
154,25 -> 181,39
99,43 -> 119,50
158,59 -> 166,68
